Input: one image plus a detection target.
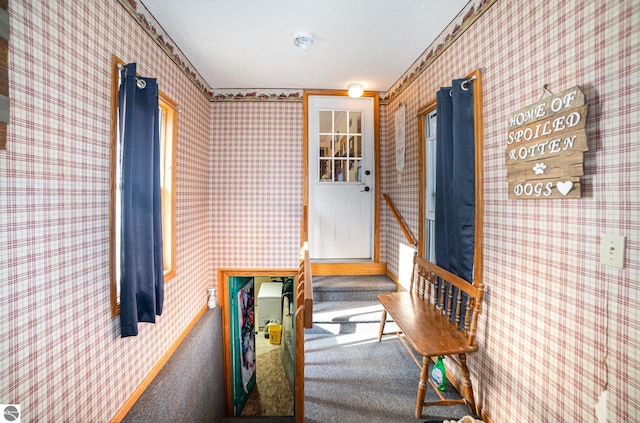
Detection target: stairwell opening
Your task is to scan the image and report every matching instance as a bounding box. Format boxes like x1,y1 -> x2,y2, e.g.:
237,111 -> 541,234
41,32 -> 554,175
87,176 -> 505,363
220,270 -> 297,419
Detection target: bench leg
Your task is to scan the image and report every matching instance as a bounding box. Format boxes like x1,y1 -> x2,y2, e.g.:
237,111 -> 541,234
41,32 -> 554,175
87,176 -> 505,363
377,309 -> 387,342
459,353 -> 477,415
415,355 -> 430,418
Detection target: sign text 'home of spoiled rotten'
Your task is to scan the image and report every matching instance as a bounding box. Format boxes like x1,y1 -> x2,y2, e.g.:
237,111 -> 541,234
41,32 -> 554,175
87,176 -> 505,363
506,86 -> 589,199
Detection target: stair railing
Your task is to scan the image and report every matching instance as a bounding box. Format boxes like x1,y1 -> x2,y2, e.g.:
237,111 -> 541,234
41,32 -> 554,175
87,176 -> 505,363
296,243 -> 313,329
383,193 -> 417,248
295,242 -> 313,423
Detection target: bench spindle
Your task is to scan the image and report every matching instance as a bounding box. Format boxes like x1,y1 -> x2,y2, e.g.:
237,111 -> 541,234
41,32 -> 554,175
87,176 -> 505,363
454,289 -> 462,326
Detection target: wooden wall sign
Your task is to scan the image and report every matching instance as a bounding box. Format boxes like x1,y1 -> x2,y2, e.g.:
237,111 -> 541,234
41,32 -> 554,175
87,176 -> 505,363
506,86 -> 588,199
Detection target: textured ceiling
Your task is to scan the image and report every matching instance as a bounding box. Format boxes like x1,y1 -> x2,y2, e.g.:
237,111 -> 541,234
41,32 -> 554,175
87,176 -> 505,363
140,0 -> 471,92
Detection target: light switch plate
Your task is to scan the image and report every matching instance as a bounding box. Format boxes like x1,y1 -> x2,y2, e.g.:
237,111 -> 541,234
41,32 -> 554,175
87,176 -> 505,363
600,233 -> 625,269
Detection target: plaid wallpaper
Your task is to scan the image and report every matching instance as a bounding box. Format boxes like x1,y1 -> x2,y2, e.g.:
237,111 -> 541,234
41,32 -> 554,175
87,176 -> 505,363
1,0 -> 638,422
384,0 -> 639,421
209,101 -> 303,271
1,1 -> 213,421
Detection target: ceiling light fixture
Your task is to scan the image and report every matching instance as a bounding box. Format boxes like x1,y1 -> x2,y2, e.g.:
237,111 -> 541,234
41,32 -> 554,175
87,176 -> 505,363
348,83 -> 364,98
293,31 -> 314,51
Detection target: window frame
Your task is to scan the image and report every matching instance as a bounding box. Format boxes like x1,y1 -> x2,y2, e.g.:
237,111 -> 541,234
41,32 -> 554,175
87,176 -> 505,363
109,55 -> 177,317
417,68 -> 484,285
422,108 -> 437,263
158,92 -> 178,281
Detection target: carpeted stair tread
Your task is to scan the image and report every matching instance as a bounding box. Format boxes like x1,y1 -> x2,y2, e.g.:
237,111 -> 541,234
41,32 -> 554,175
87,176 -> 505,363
306,321 -> 399,335
312,300 -> 392,323
221,417 -> 294,423
313,274 -> 397,292
312,275 -> 398,302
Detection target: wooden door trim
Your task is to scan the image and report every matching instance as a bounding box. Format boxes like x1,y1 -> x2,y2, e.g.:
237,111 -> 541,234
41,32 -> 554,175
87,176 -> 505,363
218,267 -> 297,416
303,90 -> 380,262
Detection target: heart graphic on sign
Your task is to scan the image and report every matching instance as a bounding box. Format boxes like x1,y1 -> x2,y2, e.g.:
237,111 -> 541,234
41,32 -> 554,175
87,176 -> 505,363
557,181 -> 574,196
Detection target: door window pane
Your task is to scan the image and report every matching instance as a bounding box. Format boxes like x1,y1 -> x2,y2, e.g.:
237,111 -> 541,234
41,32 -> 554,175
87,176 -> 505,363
335,135 -> 347,157
334,110 -> 347,133
320,159 -> 332,181
319,134 -> 331,158
335,159 -> 347,181
319,111 -> 332,133
349,112 -> 361,133
348,159 -> 361,182
349,135 -> 361,158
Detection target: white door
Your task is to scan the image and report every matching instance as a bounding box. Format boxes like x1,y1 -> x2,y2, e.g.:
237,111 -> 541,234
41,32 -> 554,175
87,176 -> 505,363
308,95 -> 374,260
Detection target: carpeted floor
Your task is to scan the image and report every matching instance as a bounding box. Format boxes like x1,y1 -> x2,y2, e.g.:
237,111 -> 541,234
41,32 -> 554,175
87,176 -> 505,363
303,321 -> 473,423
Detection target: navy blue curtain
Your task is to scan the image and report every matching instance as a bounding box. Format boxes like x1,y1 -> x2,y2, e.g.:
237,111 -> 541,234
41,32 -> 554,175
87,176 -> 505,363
119,63 -> 164,338
435,79 -> 475,283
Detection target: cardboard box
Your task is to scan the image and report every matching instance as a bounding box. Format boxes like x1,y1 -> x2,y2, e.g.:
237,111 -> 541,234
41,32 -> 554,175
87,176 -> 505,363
269,323 -> 282,345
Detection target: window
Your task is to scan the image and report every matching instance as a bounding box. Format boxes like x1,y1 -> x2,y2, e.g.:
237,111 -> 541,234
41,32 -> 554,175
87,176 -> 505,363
417,98 -> 437,261
424,109 -> 437,263
109,55 -> 177,317
158,94 -> 177,281
318,110 -> 362,183
417,68 -> 484,285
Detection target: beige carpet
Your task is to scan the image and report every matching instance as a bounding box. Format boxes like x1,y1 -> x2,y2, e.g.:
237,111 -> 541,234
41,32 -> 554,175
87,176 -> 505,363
241,344 -> 294,417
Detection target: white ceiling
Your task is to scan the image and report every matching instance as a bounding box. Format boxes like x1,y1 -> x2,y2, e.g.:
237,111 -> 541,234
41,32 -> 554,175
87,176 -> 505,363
140,0 -> 471,92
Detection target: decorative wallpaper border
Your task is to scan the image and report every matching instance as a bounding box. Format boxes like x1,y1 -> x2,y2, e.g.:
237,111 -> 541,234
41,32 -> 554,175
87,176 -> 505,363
116,0 -> 214,99
211,88 -> 303,102
119,0 -> 497,103
382,0 -> 498,103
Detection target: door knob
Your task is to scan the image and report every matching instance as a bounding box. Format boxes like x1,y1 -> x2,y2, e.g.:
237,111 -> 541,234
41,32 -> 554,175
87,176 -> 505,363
361,186 -> 370,192
365,170 -> 371,175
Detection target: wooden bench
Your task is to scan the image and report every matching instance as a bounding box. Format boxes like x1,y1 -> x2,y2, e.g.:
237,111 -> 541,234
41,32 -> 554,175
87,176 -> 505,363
377,255 -> 485,418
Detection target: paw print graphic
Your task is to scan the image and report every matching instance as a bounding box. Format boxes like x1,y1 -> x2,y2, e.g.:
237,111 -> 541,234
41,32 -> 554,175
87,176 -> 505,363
533,163 -> 547,175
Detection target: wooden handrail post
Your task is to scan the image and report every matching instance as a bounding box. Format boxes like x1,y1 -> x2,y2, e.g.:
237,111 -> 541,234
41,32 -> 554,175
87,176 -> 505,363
295,243 -> 313,423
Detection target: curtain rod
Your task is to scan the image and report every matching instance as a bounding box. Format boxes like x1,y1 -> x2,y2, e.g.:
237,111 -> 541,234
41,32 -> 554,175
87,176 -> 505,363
116,63 -> 181,112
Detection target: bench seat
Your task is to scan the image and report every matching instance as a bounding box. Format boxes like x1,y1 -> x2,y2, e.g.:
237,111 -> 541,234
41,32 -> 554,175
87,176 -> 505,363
377,292 -> 478,357
377,255 -> 484,418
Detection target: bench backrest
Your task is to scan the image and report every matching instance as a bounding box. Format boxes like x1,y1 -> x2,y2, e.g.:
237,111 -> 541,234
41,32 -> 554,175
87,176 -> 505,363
410,255 -> 484,346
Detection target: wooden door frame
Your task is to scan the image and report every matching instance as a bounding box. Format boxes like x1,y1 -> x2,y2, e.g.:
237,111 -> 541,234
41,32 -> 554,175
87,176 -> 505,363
303,90 -> 382,275
218,267 -> 298,416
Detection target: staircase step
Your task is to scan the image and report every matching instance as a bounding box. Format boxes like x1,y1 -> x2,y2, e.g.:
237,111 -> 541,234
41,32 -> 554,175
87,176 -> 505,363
312,275 -> 397,302
221,417 -> 294,423
312,300 -> 390,323
306,321 -> 400,335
